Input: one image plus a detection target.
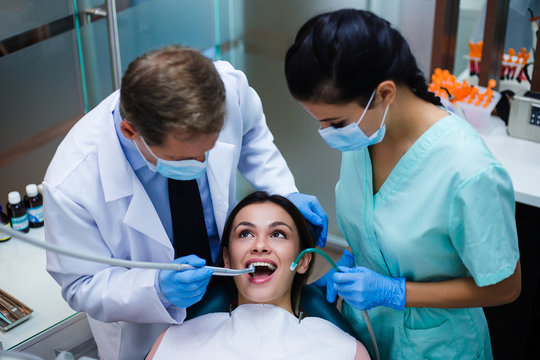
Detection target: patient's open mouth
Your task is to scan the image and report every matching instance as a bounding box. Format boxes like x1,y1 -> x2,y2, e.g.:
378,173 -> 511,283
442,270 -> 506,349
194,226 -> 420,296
247,261 -> 277,280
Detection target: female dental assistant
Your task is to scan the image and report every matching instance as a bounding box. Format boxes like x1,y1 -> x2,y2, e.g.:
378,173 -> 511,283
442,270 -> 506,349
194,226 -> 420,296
284,9 -> 521,360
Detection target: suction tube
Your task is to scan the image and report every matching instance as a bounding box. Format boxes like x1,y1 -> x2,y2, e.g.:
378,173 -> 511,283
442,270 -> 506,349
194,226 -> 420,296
291,248 -> 380,360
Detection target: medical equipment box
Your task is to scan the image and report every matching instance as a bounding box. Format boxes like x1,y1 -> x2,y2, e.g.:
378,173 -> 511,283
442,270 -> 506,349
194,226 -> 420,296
0,288 -> 33,331
508,92 -> 540,143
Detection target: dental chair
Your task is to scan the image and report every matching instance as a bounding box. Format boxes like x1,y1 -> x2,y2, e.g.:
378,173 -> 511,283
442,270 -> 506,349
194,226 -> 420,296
186,282 -> 358,339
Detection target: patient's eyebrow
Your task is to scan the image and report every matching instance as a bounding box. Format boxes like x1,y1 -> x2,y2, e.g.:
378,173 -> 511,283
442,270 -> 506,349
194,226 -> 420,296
269,221 -> 292,231
233,221 -> 293,231
234,221 -> 255,231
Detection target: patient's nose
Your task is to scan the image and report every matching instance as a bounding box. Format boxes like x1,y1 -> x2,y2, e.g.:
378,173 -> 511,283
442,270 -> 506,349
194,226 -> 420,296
251,236 -> 270,253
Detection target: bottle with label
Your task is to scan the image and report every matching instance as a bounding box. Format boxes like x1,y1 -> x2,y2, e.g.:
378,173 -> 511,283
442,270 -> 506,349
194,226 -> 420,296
0,204 -> 11,242
24,184 -> 44,228
6,191 -> 29,233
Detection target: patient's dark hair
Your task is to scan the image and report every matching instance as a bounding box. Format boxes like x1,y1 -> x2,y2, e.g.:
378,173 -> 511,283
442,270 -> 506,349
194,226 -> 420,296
220,191 -> 315,315
285,8 -> 441,107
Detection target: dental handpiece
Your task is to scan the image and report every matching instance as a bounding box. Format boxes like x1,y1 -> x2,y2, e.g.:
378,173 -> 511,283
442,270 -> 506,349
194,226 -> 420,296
0,224 -> 254,276
179,264 -> 256,276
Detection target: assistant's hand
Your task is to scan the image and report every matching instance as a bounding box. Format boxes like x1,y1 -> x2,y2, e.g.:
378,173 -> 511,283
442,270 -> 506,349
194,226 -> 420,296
333,266 -> 406,310
286,192 -> 328,247
312,248 -> 355,303
158,255 -> 213,308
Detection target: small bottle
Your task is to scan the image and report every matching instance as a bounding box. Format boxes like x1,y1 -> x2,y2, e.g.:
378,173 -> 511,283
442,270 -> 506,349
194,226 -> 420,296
6,191 -> 29,233
0,204 -> 11,242
24,184 -> 44,228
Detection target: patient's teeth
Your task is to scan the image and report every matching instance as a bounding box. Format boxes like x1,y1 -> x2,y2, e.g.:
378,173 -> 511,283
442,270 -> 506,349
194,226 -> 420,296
250,262 -> 276,271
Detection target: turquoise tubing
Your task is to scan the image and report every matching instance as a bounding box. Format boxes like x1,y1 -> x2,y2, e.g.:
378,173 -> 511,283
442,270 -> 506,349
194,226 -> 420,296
290,247 -> 340,272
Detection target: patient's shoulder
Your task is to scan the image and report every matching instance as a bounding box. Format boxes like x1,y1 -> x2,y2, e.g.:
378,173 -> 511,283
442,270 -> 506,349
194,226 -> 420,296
355,340 -> 371,360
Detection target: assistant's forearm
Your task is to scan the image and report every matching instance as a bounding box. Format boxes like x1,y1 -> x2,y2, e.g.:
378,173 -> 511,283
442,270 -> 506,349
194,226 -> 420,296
405,260 -> 521,308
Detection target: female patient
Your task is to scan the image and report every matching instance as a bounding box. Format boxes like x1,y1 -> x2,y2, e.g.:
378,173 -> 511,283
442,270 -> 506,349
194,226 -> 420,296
147,191 -> 370,359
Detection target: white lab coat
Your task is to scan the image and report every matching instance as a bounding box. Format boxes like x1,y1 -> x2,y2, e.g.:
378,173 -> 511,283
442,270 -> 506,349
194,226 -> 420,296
43,61 -> 297,360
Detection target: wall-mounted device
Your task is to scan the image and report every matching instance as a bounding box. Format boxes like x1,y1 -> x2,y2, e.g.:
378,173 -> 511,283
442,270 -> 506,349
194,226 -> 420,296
507,92 -> 540,143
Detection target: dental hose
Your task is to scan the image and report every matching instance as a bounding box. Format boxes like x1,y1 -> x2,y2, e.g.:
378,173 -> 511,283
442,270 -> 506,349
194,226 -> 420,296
291,248 -> 380,360
0,224 -> 254,275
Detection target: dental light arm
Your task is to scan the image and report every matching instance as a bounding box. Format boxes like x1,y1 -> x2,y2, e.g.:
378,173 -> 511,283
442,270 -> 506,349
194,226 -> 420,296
291,248 -> 380,360
0,224 -> 254,276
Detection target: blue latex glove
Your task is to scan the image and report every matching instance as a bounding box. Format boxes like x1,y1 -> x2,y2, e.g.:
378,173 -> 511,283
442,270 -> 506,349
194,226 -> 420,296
158,255 -> 214,308
286,192 -> 328,247
333,266 -> 406,310
312,248 -> 355,303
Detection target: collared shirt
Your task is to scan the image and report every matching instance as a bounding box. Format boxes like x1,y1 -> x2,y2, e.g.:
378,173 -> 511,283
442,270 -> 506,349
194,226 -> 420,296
112,102 -> 220,263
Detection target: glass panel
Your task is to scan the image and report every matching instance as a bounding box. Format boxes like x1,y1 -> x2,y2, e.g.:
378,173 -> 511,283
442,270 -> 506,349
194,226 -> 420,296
75,2 -> 113,109
0,4 -> 85,205
0,33 -> 84,152
76,0 -> 217,109
0,140 -> 66,213
117,0 -> 214,65
0,0 -> 72,39
454,0 -> 540,77
216,0 -> 245,70
454,1 -> 485,76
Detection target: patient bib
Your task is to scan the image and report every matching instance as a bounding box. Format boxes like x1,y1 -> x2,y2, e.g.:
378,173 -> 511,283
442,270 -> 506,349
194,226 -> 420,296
153,303 -> 357,359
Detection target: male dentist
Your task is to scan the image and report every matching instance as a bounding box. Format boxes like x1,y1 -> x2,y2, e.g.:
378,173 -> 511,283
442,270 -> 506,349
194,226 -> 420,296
44,45 -> 327,360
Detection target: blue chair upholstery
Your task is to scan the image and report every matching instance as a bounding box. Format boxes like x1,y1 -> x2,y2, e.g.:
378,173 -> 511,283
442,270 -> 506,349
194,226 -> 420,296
185,281 -> 236,320
300,283 -> 357,338
185,282 -> 358,339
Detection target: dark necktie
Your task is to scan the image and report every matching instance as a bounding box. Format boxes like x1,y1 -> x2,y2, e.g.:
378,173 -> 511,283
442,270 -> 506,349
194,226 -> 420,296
168,178 -> 213,265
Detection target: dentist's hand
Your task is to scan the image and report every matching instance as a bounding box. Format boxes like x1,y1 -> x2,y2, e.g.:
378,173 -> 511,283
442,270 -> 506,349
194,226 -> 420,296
158,255 -> 213,308
312,248 -> 355,303
333,266 -> 406,310
286,192 -> 328,247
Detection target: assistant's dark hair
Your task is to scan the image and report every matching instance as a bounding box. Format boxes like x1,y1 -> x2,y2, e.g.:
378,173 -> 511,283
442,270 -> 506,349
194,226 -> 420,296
220,191 -> 315,315
285,8 -> 441,107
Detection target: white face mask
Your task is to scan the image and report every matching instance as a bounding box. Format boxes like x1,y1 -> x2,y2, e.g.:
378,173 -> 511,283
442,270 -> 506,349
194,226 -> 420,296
318,90 -> 390,151
135,137 -> 208,181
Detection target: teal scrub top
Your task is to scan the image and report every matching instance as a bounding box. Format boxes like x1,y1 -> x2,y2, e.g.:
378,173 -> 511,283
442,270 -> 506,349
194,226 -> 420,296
336,114 -> 519,360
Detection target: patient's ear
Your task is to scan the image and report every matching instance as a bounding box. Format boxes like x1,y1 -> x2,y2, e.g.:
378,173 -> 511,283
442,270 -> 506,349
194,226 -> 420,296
295,252 -> 312,274
223,247 -> 231,268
